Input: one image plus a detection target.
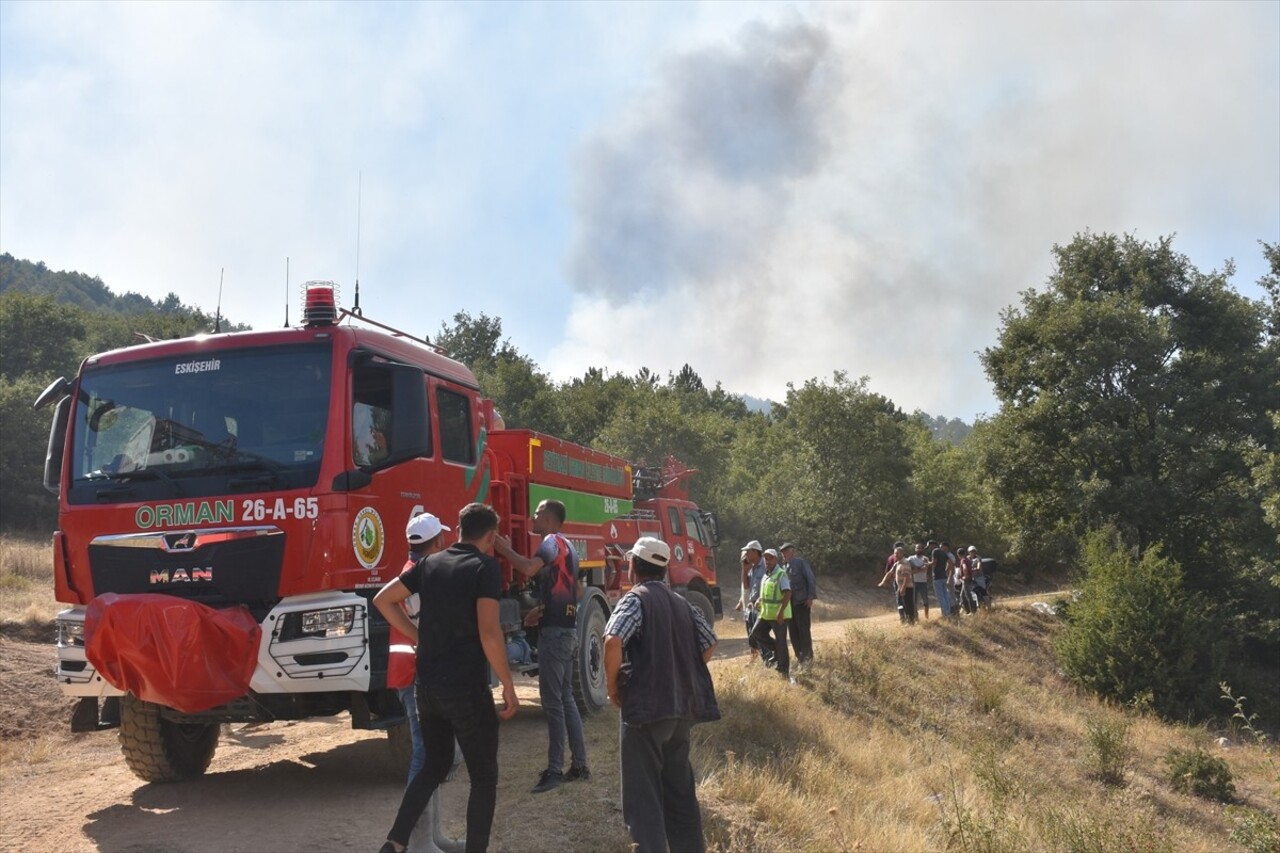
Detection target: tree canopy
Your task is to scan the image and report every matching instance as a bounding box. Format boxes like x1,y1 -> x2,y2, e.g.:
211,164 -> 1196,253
981,232 -> 1280,695
4,237 -> 1276,723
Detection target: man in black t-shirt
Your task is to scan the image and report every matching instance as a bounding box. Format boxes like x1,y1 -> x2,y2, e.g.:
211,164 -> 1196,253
375,503 -> 518,853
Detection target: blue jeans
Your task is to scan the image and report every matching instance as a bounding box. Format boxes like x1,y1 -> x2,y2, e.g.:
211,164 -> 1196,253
933,578 -> 953,618
539,626 -> 587,773
397,684 -> 426,786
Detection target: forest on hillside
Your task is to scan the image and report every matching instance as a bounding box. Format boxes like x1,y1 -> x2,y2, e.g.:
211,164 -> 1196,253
1,235 -> 1277,725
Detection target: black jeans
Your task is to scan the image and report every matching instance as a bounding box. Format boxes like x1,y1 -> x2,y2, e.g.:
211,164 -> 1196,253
750,617 -> 790,676
387,683 -> 499,852
620,718 -> 706,853
900,588 -> 916,624
788,603 -> 813,663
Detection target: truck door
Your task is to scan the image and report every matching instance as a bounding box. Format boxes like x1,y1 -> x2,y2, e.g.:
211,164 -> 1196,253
340,359 -> 431,592
429,381 -> 488,521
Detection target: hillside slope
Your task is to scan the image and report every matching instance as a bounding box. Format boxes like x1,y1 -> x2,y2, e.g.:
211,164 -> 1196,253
695,603 -> 1279,852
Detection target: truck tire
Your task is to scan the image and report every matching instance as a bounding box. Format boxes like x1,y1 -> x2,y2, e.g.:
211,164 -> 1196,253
683,589 -> 715,628
572,595 -> 608,714
118,694 -> 219,782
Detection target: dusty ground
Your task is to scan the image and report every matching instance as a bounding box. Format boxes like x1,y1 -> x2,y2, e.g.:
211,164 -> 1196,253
0,573 -> 1061,852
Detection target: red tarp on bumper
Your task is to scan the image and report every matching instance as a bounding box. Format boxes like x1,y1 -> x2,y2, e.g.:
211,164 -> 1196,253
85,593 -> 261,713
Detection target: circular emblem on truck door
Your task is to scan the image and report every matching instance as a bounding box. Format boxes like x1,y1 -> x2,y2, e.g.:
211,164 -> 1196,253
353,507 -> 385,569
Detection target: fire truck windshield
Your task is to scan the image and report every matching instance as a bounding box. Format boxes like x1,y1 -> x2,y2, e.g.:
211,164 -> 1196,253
66,343 -> 332,505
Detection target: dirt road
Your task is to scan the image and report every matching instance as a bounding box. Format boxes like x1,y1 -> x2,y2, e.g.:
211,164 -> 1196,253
0,626 -> 768,853
0,580 -> 1052,852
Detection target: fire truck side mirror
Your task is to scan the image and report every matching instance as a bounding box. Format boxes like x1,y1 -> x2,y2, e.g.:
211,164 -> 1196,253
33,376 -> 70,411
43,395 -> 72,495
700,510 -> 721,547
386,365 -> 431,463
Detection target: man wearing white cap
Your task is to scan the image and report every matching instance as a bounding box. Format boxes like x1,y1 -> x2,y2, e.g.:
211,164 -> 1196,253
735,540 -> 767,662
604,536 -> 720,853
375,512 -> 455,852
381,512 -> 452,785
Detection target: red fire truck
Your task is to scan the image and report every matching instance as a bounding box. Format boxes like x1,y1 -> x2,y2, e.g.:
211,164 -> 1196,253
33,282 -> 721,782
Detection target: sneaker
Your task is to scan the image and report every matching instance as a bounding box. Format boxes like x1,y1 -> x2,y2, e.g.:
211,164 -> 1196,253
564,764 -> 592,782
531,768 -> 564,793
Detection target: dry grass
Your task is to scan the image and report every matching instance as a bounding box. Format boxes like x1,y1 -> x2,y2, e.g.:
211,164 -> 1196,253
0,734 -> 59,770
694,608 -> 1280,853
0,534 -> 59,626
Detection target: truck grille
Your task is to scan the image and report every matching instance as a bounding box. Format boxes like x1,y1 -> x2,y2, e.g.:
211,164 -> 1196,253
88,527 -> 285,617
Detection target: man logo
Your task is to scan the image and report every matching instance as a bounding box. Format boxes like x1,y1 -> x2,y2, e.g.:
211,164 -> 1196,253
149,567 -> 213,584
164,532 -> 197,552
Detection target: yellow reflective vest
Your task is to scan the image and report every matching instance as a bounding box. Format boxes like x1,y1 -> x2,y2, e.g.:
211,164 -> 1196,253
759,566 -> 792,621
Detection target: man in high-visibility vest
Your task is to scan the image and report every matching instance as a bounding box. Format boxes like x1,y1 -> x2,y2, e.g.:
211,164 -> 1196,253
749,548 -> 792,680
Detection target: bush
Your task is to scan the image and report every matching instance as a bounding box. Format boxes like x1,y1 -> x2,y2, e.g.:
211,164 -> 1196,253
1163,747 -> 1235,801
1083,714 -> 1132,786
1226,805 -> 1280,853
1055,531 -> 1226,720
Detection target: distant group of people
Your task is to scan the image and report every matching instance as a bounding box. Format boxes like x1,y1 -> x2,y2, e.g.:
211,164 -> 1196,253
736,540 -> 818,680
373,502 -> 721,853
879,539 -> 995,624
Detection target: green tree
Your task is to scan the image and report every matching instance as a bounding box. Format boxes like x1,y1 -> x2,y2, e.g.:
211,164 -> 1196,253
0,292 -> 86,380
477,353 -> 564,436
747,373 -> 914,571
1253,242 -> 1280,543
0,375 -> 59,529
433,311 -> 506,372
981,232 -> 1280,696
980,233 -> 1277,581
1056,530 -> 1225,719
433,311 -> 562,434
904,419 -> 1008,568
555,368 -> 636,446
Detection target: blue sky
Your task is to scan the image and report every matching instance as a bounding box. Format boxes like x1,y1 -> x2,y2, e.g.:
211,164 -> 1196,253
2,1 -> 1277,422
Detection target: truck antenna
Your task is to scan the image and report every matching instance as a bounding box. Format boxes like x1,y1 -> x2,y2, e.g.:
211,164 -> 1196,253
214,268 -> 224,333
351,171 -> 363,317
284,257 -> 290,328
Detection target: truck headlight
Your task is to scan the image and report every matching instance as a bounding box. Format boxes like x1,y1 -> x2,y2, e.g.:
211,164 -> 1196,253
56,619 -> 85,648
300,606 -> 355,638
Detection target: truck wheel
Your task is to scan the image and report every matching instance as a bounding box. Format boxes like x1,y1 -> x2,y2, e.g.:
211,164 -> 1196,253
118,694 -> 219,782
683,590 -> 715,628
573,596 -> 608,714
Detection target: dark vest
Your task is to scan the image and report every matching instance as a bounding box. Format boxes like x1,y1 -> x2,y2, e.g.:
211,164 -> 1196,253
621,582 -> 721,726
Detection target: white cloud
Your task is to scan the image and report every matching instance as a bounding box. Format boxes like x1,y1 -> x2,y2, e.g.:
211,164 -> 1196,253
552,2 -> 1280,419
2,2 -> 1276,421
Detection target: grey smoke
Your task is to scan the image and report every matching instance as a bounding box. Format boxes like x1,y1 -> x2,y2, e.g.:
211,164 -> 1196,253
569,19 -> 837,300
560,5 -> 1278,419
